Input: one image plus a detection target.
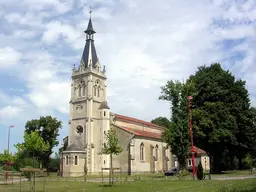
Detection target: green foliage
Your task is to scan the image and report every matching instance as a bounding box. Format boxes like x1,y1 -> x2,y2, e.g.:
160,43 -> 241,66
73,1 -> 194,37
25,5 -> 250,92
196,161 -> 204,180
48,153 -> 60,172
15,129 -> 50,170
159,80 -> 191,168
176,169 -> 190,180
0,150 -> 17,163
15,130 -> 50,152
151,117 -> 171,128
101,128 -> 123,185
22,116 -> 62,168
13,157 -> 39,171
242,154 -> 254,169
188,63 -> 254,171
159,63 -> 255,172
101,129 -> 123,155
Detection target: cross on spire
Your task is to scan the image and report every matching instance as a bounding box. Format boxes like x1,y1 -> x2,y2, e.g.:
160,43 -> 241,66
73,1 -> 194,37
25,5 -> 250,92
89,6 -> 92,18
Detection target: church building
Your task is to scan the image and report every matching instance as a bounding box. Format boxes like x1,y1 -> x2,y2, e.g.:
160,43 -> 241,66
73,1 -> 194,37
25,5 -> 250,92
61,16 -> 209,177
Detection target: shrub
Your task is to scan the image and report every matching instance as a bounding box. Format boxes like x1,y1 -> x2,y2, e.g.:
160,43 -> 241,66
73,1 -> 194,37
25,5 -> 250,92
176,169 -> 190,180
196,161 -> 204,180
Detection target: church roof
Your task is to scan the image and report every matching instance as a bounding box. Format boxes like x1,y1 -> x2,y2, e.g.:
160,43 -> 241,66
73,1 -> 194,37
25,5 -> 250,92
193,146 -> 207,155
84,18 -> 96,34
114,114 -> 163,129
65,139 -> 85,152
120,126 -> 162,140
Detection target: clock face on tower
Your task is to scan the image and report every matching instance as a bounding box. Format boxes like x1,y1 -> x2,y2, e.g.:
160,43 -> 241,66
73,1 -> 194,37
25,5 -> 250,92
76,125 -> 83,134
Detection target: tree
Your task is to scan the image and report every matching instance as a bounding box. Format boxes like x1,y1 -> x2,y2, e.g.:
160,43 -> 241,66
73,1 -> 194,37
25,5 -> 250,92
15,130 -> 50,192
243,154 -> 253,169
196,161 -> 204,180
24,116 -> 62,168
187,63 -> 253,172
15,129 -> 50,165
0,150 -> 17,165
101,128 -> 123,185
151,117 -> 172,128
159,80 -> 191,169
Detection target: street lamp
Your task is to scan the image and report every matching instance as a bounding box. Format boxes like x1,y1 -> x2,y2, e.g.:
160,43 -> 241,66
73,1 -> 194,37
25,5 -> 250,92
6,125 -> 14,180
188,96 -> 196,180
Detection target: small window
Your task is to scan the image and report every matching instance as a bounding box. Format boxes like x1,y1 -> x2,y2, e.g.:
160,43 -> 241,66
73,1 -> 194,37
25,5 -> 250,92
78,87 -> 81,97
82,86 -> 86,96
94,86 -> 96,96
188,159 -> 192,166
75,156 -> 78,165
66,155 -> 68,165
104,111 -> 106,116
140,143 -> 144,161
97,88 -> 100,97
155,145 -> 159,161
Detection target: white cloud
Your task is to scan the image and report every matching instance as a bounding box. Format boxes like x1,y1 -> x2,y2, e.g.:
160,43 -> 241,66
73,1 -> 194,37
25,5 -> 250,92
42,21 -> 80,45
0,47 -> 21,68
0,0 -> 255,148
0,105 -> 23,118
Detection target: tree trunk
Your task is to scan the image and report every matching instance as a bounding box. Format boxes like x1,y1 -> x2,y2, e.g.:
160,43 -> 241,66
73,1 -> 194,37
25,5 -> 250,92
111,154 -> 114,185
109,154 -> 112,185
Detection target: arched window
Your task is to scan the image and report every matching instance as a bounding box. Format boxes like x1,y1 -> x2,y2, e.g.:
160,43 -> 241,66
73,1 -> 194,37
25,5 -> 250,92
94,86 -> 97,96
97,87 -> 100,97
155,145 -> 159,161
78,86 -> 82,97
82,86 -> 86,96
140,143 -> 144,161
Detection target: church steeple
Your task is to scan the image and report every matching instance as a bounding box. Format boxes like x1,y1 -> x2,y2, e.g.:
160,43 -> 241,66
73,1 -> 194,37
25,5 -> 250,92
80,10 -> 98,69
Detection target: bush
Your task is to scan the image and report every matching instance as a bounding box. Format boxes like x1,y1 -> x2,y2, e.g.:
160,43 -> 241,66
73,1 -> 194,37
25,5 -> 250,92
176,169 -> 190,180
243,154 -> 253,169
196,162 -> 204,180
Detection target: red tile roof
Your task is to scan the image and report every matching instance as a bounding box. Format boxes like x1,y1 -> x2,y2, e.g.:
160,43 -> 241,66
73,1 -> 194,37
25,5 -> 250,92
193,146 -> 207,155
114,114 -> 163,129
118,127 -> 208,155
120,127 -> 162,140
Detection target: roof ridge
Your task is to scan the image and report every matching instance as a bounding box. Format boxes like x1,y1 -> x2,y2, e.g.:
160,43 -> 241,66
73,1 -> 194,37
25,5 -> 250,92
114,113 -> 164,128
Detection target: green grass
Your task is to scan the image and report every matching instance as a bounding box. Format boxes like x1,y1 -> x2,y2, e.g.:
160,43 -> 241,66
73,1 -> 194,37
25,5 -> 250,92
0,178 -> 255,192
212,170 -> 254,177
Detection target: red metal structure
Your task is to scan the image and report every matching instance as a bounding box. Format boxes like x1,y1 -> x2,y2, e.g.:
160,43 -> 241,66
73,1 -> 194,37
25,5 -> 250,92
188,96 -> 196,179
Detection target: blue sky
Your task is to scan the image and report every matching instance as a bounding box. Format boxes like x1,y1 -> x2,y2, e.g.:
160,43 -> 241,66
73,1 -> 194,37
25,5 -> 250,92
0,0 -> 255,154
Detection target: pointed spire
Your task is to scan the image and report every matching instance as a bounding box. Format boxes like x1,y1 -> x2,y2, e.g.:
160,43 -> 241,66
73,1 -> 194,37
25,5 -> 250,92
84,18 -> 96,34
84,7 -> 95,35
80,7 -> 98,69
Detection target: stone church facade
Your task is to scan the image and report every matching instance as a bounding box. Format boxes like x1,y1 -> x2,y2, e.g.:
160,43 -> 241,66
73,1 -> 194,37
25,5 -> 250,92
61,17 -> 209,177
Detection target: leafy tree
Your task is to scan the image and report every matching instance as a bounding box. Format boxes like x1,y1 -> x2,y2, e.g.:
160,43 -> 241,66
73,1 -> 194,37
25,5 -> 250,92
0,150 -> 17,164
15,130 -> 50,191
151,117 -> 172,128
243,154 -> 254,169
196,161 -> 204,180
159,80 -> 191,169
48,153 -> 60,172
101,128 -> 123,185
24,116 -> 62,168
15,129 -> 50,166
159,63 -> 255,172
0,150 -> 17,178
187,63 -> 253,172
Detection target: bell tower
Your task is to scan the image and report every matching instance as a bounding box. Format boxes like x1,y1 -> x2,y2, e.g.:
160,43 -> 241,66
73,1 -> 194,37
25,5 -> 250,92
65,12 -> 108,174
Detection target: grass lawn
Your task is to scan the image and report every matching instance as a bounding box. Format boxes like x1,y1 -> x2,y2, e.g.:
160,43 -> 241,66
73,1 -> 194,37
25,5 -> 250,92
212,170 -> 253,177
0,178 -> 255,192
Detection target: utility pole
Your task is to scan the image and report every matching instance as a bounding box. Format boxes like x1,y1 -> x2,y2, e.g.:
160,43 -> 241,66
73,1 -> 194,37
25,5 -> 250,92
188,96 -> 196,180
